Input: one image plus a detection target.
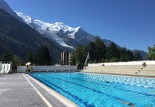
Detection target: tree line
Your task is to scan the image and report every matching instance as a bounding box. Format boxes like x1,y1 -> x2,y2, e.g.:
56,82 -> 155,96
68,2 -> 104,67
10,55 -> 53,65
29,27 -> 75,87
71,36 -> 155,67
0,36 -> 155,69
0,46 -> 52,71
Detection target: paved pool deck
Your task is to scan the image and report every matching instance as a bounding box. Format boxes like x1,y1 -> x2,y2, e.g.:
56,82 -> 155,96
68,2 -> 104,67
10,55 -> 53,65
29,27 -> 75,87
0,73 -> 69,107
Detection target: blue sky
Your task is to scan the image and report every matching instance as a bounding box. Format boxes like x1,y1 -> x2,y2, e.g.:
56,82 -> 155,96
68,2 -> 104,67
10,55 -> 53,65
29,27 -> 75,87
5,0 -> 155,52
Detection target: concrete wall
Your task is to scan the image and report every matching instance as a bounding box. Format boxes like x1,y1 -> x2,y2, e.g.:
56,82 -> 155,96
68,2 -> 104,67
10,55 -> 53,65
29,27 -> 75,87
17,66 -> 27,73
88,60 -> 155,67
17,65 -> 77,73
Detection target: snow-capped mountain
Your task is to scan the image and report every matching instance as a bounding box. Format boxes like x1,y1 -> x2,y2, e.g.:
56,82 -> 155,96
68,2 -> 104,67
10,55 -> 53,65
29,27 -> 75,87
1,0 -> 147,61
16,12 -> 102,49
17,12 -> 82,49
16,12 -> 147,59
17,12 -> 117,50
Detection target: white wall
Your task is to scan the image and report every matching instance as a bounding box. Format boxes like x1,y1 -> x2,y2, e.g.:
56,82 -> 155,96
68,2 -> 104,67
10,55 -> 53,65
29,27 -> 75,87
17,66 -> 27,73
88,60 -> 155,67
17,65 -> 77,72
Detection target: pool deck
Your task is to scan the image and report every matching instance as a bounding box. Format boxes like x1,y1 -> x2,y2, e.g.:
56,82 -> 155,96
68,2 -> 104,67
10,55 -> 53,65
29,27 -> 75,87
0,73 -> 73,107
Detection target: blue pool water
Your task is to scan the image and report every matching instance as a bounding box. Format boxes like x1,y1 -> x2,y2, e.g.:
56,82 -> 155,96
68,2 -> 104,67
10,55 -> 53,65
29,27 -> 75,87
30,72 -> 155,107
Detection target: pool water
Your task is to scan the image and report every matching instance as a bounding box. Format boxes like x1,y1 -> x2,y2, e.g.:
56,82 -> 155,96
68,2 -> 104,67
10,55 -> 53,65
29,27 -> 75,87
30,72 -> 155,107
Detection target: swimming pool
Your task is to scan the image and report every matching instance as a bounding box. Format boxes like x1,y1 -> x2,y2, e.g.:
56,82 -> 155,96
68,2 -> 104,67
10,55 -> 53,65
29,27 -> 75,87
30,72 -> 155,107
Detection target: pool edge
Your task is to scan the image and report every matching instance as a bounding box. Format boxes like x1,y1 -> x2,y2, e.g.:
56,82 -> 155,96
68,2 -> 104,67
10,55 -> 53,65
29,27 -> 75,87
26,74 -> 79,107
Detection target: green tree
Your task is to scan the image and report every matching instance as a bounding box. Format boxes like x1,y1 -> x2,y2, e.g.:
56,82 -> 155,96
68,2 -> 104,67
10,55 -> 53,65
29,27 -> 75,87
12,55 -> 22,72
134,51 -> 142,61
35,46 -> 52,65
119,48 -> 128,61
106,42 -> 119,62
95,36 -> 107,62
126,50 -> 134,61
89,42 -> 96,61
27,52 -> 34,63
89,36 -> 107,62
147,45 -> 155,60
75,45 -> 89,67
1,50 -> 13,61
118,48 -> 134,62
13,55 -> 22,65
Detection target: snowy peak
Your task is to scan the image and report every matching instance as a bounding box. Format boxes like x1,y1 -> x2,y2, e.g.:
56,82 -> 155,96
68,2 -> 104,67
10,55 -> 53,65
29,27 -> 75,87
51,22 -> 71,31
16,11 -> 82,40
16,12 -> 99,49
34,20 -> 81,36
16,11 -> 33,24
16,12 -> 79,32
16,11 -> 78,49
49,22 -> 80,33
16,12 -> 80,38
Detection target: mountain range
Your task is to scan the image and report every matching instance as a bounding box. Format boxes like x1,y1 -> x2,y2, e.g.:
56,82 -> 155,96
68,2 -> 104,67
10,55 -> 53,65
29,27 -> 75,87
16,12 -> 114,49
0,0 -> 147,61
0,0 -> 67,62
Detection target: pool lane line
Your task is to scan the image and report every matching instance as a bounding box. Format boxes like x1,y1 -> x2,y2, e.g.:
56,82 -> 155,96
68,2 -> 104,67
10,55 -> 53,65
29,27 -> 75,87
32,75 -> 134,107
23,74 -> 53,107
35,74 -> 132,106
67,73 -> 155,96
32,75 -> 93,107
70,76 -> 155,97
27,74 -> 79,107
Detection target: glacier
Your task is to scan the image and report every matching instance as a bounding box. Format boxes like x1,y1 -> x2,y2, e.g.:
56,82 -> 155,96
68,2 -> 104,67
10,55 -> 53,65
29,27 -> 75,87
16,11 -> 80,49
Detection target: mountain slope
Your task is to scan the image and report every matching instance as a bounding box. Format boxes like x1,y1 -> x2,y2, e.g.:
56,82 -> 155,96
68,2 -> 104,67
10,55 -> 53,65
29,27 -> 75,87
0,9 -> 63,62
16,12 -> 77,49
16,12 -> 147,59
132,50 -> 147,60
0,0 -> 22,20
16,12 -> 114,49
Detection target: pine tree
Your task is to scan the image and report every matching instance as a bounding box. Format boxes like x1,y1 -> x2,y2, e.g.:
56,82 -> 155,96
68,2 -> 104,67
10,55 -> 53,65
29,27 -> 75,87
89,42 -> 97,61
35,46 -> 52,65
118,48 -> 134,61
89,36 -> 107,62
119,47 -> 128,61
75,45 -> 89,68
12,55 -> 22,72
95,36 -> 107,62
27,52 -> 34,63
134,51 -> 142,61
1,50 -> 13,61
13,55 -> 22,65
126,50 -> 134,61
106,42 -> 119,61
147,45 -> 155,60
